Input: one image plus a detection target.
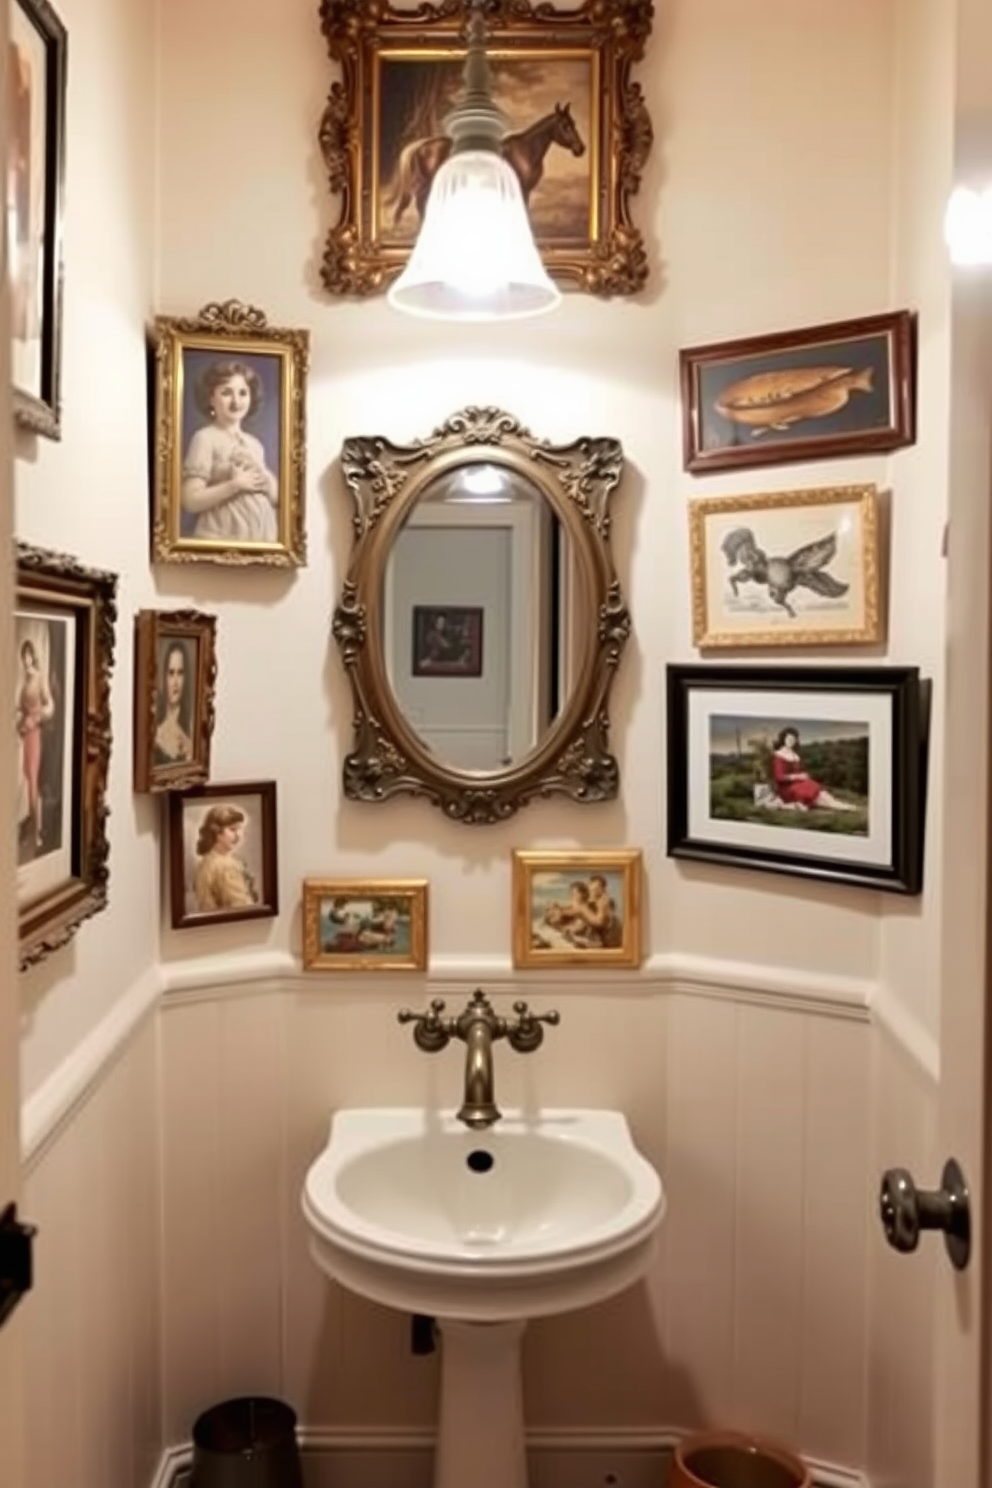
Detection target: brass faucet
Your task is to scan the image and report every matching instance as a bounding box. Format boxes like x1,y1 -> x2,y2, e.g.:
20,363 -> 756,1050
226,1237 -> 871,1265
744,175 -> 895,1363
398,988 -> 560,1130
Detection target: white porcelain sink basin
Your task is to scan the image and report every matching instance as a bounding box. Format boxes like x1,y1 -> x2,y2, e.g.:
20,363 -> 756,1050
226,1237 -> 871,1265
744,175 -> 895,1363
302,1107 -> 664,1321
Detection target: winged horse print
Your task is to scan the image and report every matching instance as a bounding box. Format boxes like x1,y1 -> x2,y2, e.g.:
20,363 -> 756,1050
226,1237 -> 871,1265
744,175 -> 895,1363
383,102 -> 586,230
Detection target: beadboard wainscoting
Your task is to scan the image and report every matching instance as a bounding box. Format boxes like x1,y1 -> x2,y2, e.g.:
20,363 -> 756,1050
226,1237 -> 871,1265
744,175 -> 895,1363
20,1010 -> 163,1488
16,953 -> 938,1488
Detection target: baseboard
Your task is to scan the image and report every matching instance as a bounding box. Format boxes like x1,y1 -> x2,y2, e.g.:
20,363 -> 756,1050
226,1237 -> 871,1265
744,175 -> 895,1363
151,1426 -> 870,1488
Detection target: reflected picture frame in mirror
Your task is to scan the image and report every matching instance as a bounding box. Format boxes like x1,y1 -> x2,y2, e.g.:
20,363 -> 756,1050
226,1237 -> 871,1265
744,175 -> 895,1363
332,406 -> 631,825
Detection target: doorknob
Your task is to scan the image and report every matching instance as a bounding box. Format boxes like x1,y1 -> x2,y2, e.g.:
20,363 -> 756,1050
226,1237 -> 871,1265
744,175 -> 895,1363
0,1202 -> 37,1329
878,1158 -> 971,1271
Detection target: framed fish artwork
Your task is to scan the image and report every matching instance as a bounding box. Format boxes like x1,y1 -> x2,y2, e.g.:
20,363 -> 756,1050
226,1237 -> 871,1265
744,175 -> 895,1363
679,311 -> 916,474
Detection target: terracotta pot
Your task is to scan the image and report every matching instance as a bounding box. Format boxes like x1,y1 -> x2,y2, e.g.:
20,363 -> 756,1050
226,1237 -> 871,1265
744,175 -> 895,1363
670,1431 -> 811,1488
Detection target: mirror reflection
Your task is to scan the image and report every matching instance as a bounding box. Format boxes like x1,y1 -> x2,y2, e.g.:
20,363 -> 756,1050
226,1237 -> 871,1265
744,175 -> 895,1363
382,462 -> 583,773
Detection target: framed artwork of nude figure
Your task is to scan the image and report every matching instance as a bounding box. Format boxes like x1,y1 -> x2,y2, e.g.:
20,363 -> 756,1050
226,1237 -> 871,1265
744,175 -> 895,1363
133,608 -> 217,793
150,298 -> 309,567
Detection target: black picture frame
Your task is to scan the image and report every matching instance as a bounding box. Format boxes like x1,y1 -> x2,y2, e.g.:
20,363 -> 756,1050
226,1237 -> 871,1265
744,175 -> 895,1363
411,604 -> 484,678
666,664 -> 926,894
9,0 -> 67,440
679,311 -> 916,475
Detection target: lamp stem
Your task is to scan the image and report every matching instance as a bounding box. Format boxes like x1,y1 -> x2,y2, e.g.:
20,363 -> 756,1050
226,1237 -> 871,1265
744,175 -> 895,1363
444,3 -> 506,154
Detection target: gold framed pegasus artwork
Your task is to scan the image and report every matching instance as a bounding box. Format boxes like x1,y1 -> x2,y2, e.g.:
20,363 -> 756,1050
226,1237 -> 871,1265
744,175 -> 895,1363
689,484 -> 883,650
680,311 -> 916,475
317,0 -> 655,300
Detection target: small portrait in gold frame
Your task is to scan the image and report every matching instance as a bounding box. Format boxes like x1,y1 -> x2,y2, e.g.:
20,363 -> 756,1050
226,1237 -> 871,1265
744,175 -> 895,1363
689,483 -> 883,650
302,878 -> 428,972
133,609 -> 217,793
150,299 -> 308,567
512,849 -> 642,969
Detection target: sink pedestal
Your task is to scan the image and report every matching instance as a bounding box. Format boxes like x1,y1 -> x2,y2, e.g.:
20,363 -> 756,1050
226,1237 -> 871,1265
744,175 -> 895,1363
434,1318 -> 528,1488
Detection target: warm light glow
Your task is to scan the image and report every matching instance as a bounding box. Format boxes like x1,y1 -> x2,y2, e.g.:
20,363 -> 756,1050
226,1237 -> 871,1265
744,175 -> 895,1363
387,151 -> 561,322
944,185 -> 992,266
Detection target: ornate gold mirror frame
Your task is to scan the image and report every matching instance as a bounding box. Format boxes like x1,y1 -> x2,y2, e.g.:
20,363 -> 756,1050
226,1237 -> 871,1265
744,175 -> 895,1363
333,407 -> 630,825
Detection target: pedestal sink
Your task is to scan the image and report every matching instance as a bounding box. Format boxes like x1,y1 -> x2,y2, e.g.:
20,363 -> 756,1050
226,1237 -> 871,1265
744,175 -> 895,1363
302,1107 -> 665,1488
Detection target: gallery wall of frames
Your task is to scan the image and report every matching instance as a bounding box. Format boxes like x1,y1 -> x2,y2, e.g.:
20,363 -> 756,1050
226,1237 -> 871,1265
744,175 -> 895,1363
9,0 -> 929,975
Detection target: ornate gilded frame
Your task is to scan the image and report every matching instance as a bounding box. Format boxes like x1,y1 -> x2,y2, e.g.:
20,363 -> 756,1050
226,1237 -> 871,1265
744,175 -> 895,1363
150,300 -> 309,567
16,542 -> 117,971
689,483 -> 883,650
133,609 -> 218,793
333,406 -> 630,825
512,848 -> 642,969
317,0 -> 654,299
302,878 -> 429,971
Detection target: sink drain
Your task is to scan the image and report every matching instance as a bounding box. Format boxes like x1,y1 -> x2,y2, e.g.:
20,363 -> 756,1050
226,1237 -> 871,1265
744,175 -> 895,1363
466,1150 -> 495,1173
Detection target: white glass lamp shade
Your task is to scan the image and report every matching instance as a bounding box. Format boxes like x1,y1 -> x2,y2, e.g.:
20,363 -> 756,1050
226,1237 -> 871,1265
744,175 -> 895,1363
387,149 -> 561,322
944,185 -> 992,266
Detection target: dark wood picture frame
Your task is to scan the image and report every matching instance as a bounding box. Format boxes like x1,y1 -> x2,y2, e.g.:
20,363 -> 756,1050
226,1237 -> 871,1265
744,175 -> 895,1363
133,609 -> 218,793
411,604 -> 484,678
16,542 -> 117,970
666,664 -> 925,894
317,0 -> 654,299
167,780 -> 279,930
679,311 -> 916,475
9,0 -> 67,439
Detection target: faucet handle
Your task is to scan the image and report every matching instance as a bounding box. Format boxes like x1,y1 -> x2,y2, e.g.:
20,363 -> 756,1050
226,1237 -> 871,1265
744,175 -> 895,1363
506,999 -> 560,1052
397,997 -> 451,1052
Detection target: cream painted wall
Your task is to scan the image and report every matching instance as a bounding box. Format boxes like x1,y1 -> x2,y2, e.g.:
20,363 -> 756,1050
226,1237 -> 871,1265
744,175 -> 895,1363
13,0 -> 159,1098
154,0 -> 900,987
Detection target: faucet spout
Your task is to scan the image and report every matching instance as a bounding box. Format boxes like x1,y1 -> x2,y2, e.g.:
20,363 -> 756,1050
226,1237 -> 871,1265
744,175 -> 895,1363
457,1019 -> 502,1130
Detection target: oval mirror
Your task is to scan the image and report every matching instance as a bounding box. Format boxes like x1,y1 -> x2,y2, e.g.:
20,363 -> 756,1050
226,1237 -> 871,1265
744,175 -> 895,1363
333,407 -> 630,825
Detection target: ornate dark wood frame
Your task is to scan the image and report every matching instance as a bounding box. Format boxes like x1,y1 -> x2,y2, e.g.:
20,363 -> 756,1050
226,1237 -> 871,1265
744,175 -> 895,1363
16,543 -> 117,971
150,299 -> 309,567
333,406 -> 631,825
133,609 -> 218,794
11,0 -> 67,439
317,0 -> 654,299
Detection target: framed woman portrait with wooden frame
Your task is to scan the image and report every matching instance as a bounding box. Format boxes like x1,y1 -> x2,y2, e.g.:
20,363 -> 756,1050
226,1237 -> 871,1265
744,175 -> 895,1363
133,609 -> 218,793
16,543 -> 117,970
150,299 -> 309,567
317,0 -> 654,299
167,780 -> 279,930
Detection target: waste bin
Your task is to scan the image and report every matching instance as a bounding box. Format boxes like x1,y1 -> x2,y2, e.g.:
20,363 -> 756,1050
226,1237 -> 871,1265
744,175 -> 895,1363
670,1431 -> 810,1488
188,1397 -> 304,1488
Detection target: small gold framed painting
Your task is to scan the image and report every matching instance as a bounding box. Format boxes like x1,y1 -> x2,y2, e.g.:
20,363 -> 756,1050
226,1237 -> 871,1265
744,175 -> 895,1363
512,849 -> 642,969
150,299 -> 309,567
133,609 -> 217,793
302,878 -> 428,972
689,483 -> 883,650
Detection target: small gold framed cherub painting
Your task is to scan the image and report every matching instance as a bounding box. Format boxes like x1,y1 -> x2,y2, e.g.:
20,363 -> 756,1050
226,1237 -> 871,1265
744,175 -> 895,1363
512,849 -> 642,969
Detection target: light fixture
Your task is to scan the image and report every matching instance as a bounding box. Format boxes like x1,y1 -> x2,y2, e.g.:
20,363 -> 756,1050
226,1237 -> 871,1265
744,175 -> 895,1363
387,2 -> 561,322
944,184 -> 992,266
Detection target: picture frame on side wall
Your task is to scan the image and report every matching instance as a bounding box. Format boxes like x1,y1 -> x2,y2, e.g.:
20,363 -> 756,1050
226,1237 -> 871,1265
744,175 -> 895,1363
679,311 -> 916,474
302,878 -> 429,972
150,299 -> 309,567
512,849 -> 642,969
689,484 -> 883,649
9,0 -> 67,439
168,780 -> 279,930
317,0 -> 654,299
16,542 -> 117,970
133,609 -> 218,793
666,664 -> 926,894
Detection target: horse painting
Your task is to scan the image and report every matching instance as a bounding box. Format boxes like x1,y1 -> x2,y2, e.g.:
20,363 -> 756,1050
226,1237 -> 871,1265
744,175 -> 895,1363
383,103 -> 586,231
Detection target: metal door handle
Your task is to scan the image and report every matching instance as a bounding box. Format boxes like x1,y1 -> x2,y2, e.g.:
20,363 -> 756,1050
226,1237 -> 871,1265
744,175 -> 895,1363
878,1158 -> 971,1271
0,1202 -> 36,1329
